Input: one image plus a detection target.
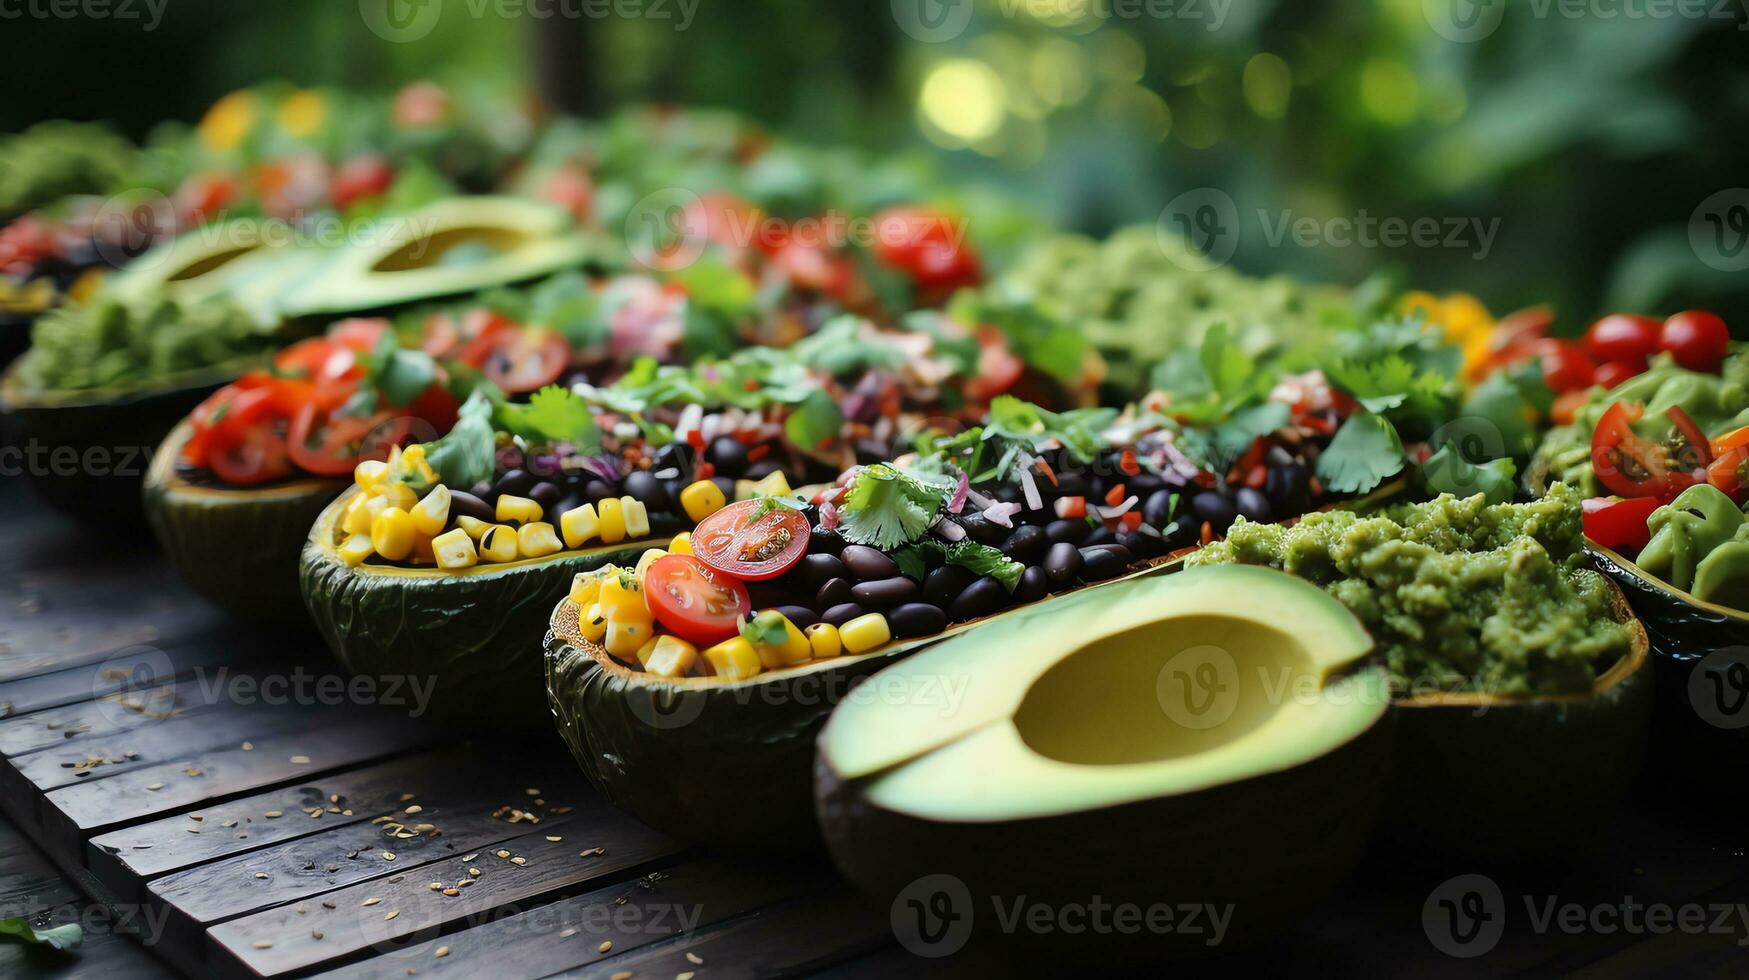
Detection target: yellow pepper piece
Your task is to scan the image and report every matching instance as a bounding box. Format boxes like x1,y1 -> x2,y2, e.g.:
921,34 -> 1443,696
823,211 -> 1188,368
622,496 -> 650,539
668,531 -> 692,554
679,480 -> 726,522
560,504 -> 599,549
478,525 -> 518,563
643,635 -> 700,678
337,533 -> 375,566
805,622 -> 843,659
354,458 -> 389,492
432,528 -> 478,570
517,522 -> 563,559
703,636 -> 763,680
578,603 -> 608,643
496,494 -> 542,526
410,485 -> 451,537
840,612 -> 891,654
597,497 -> 626,545
371,507 -> 416,562
598,569 -> 645,618
569,570 -> 604,606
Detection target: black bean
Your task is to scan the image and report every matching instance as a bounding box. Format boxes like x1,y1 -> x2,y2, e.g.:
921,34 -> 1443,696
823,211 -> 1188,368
1043,541 -> 1083,587
923,564 -> 976,606
707,435 -> 748,477
1018,503 -> 1054,527
889,602 -> 949,639
746,581 -> 797,610
955,511 -> 1010,546
710,476 -> 737,503
1165,516 -> 1201,548
951,576 -> 1009,620
584,479 -> 617,503
495,468 -> 536,497
743,458 -> 781,481
1128,472 -> 1165,496
661,478 -> 687,509
1014,565 -> 1048,603
1053,472 -> 1089,497
1045,519 -> 1087,545
1142,489 -> 1176,528
821,603 -> 866,627
840,545 -> 900,581
1001,525 -> 1047,565
468,480 -> 493,500
798,552 -> 849,588
815,577 -> 853,613
809,525 -> 844,554
1192,491 -> 1237,533
1234,487 -> 1272,524
1083,526 -> 1117,547
774,605 -> 817,629
1117,531 -> 1161,558
622,470 -> 669,511
852,576 -> 920,609
529,482 -> 562,512
448,490 -> 493,523
1080,546 -> 1127,581
650,441 -> 696,478
1084,543 -> 1134,565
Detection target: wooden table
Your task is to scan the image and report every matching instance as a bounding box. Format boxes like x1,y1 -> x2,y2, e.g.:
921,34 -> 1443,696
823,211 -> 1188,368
3,476 -> 1747,978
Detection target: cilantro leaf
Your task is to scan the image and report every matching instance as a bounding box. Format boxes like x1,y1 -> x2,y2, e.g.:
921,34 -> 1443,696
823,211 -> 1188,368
423,390 -> 498,490
836,463 -> 946,550
1316,411 -> 1406,494
1420,441 -> 1518,505
495,385 -> 600,451
0,917 -> 83,951
1212,401 -> 1291,460
984,395 -> 1114,465
899,539 -> 1024,592
785,388 -> 843,453
1199,322 -> 1262,408
738,610 -> 789,648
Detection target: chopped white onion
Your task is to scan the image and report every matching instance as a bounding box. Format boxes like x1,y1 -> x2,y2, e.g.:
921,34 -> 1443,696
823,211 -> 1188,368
933,517 -> 966,542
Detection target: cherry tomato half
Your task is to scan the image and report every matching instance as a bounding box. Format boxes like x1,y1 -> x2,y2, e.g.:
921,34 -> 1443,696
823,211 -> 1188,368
1660,310 -> 1730,374
871,205 -> 983,295
1583,314 -> 1661,371
1707,425 -> 1749,502
1591,360 -> 1639,391
477,329 -> 569,394
330,154 -> 395,211
287,403 -> 386,477
1535,338 -> 1595,393
205,386 -> 298,485
690,499 -> 811,581
1581,496 -> 1661,555
1590,401 -> 1712,501
644,554 -> 753,647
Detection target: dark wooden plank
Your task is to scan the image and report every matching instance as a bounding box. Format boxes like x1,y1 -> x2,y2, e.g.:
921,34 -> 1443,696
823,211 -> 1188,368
310,858 -> 813,980
559,889 -> 887,980
0,628 -> 285,721
0,676 -> 209,758
207,816 -> 685,978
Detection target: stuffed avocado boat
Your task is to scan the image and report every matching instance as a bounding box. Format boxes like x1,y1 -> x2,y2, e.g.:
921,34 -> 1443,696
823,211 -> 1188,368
546,370 -> 1389,849
1189,482 -> 1651,866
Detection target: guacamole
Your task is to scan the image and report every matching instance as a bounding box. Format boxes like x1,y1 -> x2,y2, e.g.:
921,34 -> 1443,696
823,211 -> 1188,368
13,293 -> 272,393
1189,483 -> 1632,696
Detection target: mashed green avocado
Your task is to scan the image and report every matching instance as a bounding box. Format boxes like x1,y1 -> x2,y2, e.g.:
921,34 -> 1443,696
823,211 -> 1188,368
1530,351 -> 1749,496
13,293 -> 272,393
0,121 -> 136,217
1189,483 -> 1632,696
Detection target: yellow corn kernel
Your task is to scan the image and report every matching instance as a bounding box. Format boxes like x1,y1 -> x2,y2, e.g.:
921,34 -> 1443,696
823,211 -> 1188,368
432,528 -> 478,570
668,531 -> 692,555
598,569 -> 645,619
596,497 -> 626,545
805,622 -> 843,659
703,636 -> 763,680
679,480 -> 726,522
578,602 -> 608,643
381,483 -> 418,513
337,533 -> 375,566
634,636 -> 661,667
410,484 -> 451,537
398,444 -> 435,485
354,458 -> 389,491
748,612 -> 811,669
634,548 -> 666,578
643,635 -> 699,678
371,507 -> 416,562
457,515 -> 491,539
621,497 -> 650,539
839,613 -> 891,654
496,494 -> 542,526
517,522 -> 563,559
478,524 -> 518,563
341,492 -> 375,536
604,616 -> 652,663
559,504 -> 599,548
748,471 -> 791,499
568,570 -> 604,606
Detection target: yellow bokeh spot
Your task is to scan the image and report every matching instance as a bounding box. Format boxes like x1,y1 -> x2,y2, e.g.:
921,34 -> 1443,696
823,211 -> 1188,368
1359,59 -> 1420,125
1016,0 -> 1092,28
1242,53 -> 1292,120
1030,38 -> 1091,108
1091,30 -> 1145,83
276,90 -> 329,139
198,90 -> 258,153
919,59 -> 1007,148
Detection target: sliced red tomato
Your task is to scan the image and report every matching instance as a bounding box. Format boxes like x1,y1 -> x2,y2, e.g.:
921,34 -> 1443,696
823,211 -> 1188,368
1551,388 -> 1591,427
1534,338 -> 1595,393
420,313 -> 462,358
273,338 -> 339,378
287,403 -> 378,476
329,317 -> 392,353
644,554 -> 752,647
1590,401 -> 1712,501
476,329 -> 569,394
1591,360 -> 1639,391
1582,314 -> 1661,371
455,309 -> 519,366
1660,310 -> 1730,374
1581,496 -> 1661,554
203,385 -> 299,485
871,205 -> 983,294
690,499 -> 810,581
1707,425 -> 1749,502
331,154 -> 395,210
967,326 -> 1024,400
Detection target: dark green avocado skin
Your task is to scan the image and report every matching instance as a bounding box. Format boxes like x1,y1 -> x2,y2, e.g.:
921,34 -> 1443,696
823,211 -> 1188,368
813,721 -> 1389,963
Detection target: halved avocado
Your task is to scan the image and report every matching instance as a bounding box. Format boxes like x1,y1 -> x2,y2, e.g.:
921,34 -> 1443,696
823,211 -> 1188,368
105,218 -> 288,309
1383,578 -> 1651,866
0,355 -> 261,529
300,485 -> 664,729
815,566 -> 1390,959
143,419 -> 344,622
283,198 -> 594,317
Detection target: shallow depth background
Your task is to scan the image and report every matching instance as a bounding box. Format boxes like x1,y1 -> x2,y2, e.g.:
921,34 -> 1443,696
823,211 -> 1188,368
3,0 -> 1747,327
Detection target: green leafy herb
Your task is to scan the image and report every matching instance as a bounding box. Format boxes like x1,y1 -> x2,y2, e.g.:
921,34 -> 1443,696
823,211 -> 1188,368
1420,442 -> 1518,505
785,388 -> 844,453
898,539 -> 1025,592
495,385 -> 600,451
1316,411 -> 1406,494
738,610 -> 790,648
836,463 -> 947,549
0,917 -> 82,951
983,395 -> 1114,465
422,390 -> 498,490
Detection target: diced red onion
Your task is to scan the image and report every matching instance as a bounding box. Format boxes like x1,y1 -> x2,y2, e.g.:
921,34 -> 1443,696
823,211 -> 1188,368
933,517 -> 966,542
948,470 -> 969,514
983,501 -> 1022,528
819,500 -> 840,530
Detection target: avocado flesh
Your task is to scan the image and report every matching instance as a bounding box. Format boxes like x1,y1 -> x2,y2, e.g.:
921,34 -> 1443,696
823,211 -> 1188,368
107,219 -> 278,304
822,565 -> 1383,820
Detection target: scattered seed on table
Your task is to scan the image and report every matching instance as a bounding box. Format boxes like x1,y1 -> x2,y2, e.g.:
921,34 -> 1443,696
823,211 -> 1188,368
253,941 -> 272,949
510,857 -> 527,866
241,742 -> 253,751
405,805 -> 423,814
223,820 -> 237,828
290,755 -> 311,764
186,828 -> 200,834
362,898 -> 381,907
686,952 -> 704,964
468,868 -> 481,877
678,973 -> 695,980
429,882 -> 442,891
495,850 -> 510,859
598,940 -> 612,953
188,814 -> 203,822
399,793 -> 415,802
462,853 -> 477,862
384,911 -> 399,921
442,888 -> 459,897
551,805 -> 574,814
264,810 -> 283,818
559,928 -> 576,938
434,947 -> 449,958
321,901 -> 335,910
389,875 -> 404,883
253,873 -> 268,880
611,972 -> 633,980
382,852 -> 396,861
578,848 -> 605,858
545,836 -> 561,842
525,788 -> 540,796
145,783 -> 164,791
124,750 -> 138,759
312,930 -> 323,940
183,768 -> 202,777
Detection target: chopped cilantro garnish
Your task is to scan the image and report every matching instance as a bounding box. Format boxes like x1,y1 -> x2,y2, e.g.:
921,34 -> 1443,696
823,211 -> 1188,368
835,463 -> 947,550
1316,411 -> 1406,494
